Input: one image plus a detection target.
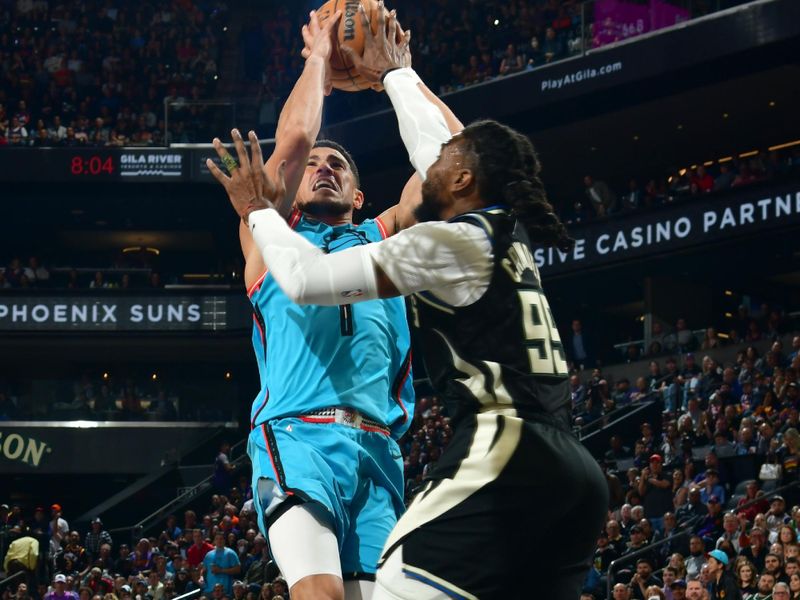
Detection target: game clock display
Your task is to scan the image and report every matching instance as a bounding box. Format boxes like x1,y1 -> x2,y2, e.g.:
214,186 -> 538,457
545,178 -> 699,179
69,153 -> 116,177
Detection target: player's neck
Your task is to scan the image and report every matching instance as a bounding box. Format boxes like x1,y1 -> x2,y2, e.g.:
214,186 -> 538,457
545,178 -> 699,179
301,210 -> 352,227
440,196 -> 487,221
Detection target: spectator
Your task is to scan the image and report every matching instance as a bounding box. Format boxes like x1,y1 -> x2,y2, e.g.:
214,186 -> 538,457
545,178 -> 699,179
187,530 -> 213,569
542,26 -> 564,62
639,454 -> 673,533
584,175 -> 618,217
691,166 -> 714,194
498,43 -> 524,75
568,319 -> 592,369
202,532 -> 240,596
630,558 -> 662,600
213,442 -> 235,492
84,518 -> 113,559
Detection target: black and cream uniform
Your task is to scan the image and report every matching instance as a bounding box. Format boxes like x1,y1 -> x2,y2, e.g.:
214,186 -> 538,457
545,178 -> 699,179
370,207 -> 608,600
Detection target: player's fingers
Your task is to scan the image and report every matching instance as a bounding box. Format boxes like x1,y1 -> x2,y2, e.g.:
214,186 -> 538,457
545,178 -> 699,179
301,24 -> 313,48
376,1 -> 386,36
386,10 -> 397,44
358,4 -> 374,45
206,158 -> 230,188
248,132 -> 265,195
322,9 -> 342,34
339,44 -> 361,69
301,47 -> 311,59
275,160 -> 288,200
212,137 -> 235,173
308,10 -> 320,35
231,129 -> 250,175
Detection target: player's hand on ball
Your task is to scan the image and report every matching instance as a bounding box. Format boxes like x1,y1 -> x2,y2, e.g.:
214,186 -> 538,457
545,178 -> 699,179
300,9 -> 342,96
340,1 -> 411,86
207,129 -> 287,225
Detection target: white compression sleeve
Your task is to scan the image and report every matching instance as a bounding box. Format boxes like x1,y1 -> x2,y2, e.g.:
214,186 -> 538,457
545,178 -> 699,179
248,209 -> 378,306
383,68 -> 452,180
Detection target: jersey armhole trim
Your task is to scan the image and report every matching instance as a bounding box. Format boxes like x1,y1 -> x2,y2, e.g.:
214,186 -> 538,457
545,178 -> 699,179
247,269 -> 269,298
374,216 -> 390,239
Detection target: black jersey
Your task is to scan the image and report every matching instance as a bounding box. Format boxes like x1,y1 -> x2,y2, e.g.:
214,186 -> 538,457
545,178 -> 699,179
408,207 -> 570,427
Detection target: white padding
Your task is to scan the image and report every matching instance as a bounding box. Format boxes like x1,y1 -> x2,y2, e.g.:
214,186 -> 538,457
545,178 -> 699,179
373,546 -> 457,600
344,579 -> 375,600
383,68 -> 452,180
268,503 -> 342,589
249,209 -> 378,306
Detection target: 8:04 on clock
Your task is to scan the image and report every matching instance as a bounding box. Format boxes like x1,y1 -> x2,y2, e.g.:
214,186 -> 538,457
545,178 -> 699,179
70,155 -> 115,176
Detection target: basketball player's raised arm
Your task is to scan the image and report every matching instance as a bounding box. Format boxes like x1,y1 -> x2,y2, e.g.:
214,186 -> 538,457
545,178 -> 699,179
211,10 -> 341,289
340,6 -> 462,234
247,206 -> 492,307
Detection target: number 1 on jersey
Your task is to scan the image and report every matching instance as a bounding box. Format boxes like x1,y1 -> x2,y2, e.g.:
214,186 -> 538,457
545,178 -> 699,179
518,290 -> 568,377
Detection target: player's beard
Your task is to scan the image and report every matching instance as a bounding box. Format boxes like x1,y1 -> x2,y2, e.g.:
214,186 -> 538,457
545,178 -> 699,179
300,196 -> 351,218
414,179 -> 444,223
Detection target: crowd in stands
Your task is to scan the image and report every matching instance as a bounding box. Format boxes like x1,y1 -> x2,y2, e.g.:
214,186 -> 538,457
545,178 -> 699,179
0,0 -> 229,148
572,317 -> 800,599
0,483 -> 291,600
2,0 -> 737,148
0,371 -> 241,422
0,255 -> 243,290
0,395 -> 451,600
567,145 -> 800,224
0,375 -> 178,422
0,256 -> 166,290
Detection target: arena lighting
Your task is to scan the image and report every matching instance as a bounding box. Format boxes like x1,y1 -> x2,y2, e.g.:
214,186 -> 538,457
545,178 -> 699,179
151,373 -> 158,381
724,290 -> 734,296
718,156 -> 734,163
739,150 -> 759,158
768,140 -> 800,152
769,101 -> 776,107
225,372 -> 232,380
722,113 -> 729,119
633,135 -> 639,141
122,246 -> 160,255
103,372 -> 109,380
493,19 -> 499,25
724,312 -> 733,318
703,161 -> 714,167
718,332 -> 730,339
678,169 -> 687,176
677,124 -> 684,130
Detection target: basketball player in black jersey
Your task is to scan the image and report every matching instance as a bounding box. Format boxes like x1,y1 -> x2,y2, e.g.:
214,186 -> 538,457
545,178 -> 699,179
225,15 -> 608,599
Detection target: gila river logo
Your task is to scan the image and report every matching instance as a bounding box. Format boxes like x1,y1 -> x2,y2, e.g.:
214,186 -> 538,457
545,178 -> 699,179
0,432 -> 52,467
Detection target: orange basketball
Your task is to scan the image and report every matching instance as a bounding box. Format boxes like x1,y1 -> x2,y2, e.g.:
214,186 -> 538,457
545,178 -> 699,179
316,0 -> 390,92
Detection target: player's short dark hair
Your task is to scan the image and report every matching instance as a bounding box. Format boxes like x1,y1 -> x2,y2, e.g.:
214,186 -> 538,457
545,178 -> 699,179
458,119 -> 573,251
313,139 -> 360,188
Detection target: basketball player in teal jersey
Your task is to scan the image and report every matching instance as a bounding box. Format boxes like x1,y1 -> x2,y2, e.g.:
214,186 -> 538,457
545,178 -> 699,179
207,8 -> 462,600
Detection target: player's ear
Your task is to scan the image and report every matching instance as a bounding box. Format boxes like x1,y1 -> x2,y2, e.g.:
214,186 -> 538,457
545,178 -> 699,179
353,189 -> 365,210
451,168 -> 475,194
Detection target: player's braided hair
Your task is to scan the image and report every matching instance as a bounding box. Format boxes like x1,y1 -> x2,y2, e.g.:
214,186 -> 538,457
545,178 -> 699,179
459,120 -> 574,251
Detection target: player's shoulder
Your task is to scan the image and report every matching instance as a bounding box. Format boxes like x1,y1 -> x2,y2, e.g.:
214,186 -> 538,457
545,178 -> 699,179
356,216 -> 390,241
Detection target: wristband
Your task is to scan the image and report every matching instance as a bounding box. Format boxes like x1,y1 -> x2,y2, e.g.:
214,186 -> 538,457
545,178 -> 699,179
382,67 -> 422,86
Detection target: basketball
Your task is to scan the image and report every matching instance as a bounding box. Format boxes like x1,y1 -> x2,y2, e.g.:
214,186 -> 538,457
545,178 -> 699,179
316,0 -> 390,92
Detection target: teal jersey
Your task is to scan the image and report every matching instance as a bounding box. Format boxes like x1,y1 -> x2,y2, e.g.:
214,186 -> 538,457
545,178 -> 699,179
248,211 -> 414,439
